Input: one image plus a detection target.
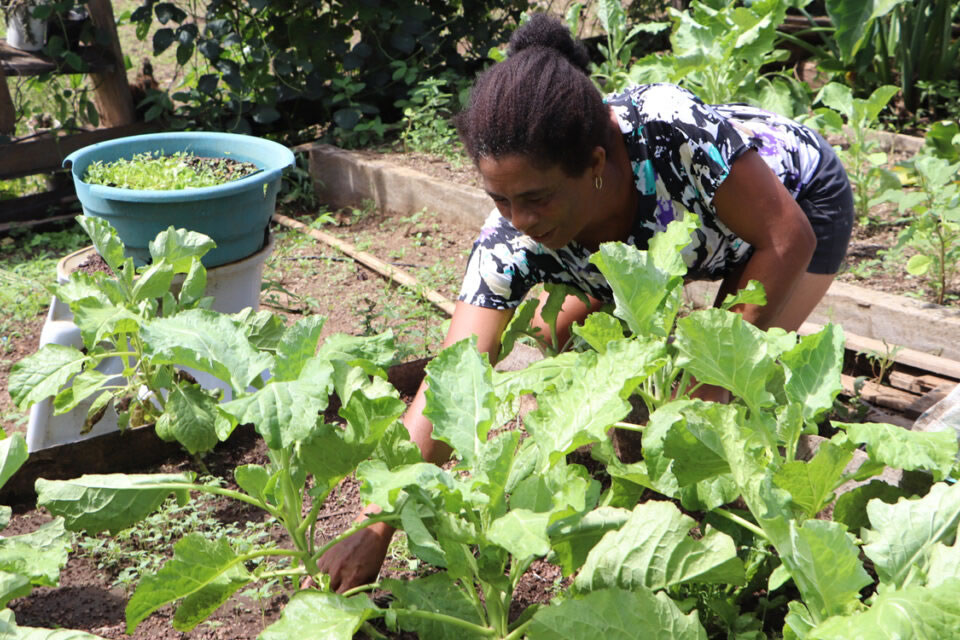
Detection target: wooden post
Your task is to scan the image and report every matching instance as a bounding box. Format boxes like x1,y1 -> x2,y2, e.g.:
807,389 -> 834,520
86,0 -> 135,127
0,63 -> 15,135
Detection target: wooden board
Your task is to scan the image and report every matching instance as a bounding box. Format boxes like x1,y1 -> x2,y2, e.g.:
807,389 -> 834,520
0,40 -> 117,76
0,121 -> 152,181
840,374 -> 956,420
0,61 -> 14,135
0,186 -> 79,225
802,321 -> 960,381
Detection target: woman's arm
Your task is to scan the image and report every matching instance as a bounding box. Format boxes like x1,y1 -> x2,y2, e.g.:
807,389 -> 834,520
711,149 -> 817,331
403,301 -> 514,462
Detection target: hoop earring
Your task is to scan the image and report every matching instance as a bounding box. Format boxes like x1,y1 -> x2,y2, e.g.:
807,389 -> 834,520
594,175 -> 603,191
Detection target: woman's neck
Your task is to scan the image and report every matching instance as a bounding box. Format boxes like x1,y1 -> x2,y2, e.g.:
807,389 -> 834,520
576,113 -> 638,251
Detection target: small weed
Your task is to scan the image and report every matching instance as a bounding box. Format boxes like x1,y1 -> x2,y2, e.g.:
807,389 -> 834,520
857,339 -> 902,384
384,531 -> 421,574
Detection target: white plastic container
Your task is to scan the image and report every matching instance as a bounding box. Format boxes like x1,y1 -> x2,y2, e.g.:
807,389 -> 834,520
5,1 -> 48,52
25,234 -> 274,452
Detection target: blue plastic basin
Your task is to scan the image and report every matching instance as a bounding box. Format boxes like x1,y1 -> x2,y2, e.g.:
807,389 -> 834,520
64,132 -> 295,267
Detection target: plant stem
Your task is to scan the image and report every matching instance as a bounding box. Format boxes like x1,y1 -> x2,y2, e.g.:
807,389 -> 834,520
164,482 -> 283,520
340,582 -> 380,598
713,507 -> 768,542
394,607 -> 496,637
612,420 -> 644,432
503,619 -> 534,640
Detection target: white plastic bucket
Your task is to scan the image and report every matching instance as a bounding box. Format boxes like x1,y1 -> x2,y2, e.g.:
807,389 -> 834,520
6,2 -> 48,52
25,233 -> 274,452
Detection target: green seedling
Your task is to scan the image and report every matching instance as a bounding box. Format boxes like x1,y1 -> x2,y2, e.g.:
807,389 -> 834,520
83,151 -> 260,190
876,153 -> 960,305
808,82 -> 901,227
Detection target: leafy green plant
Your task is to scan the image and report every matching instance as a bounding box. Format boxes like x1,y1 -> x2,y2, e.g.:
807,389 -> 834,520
125,0 -> 530,139
627,0 -> 810,117
876,154 -> 960,305
807,82 -> 901,227
499,283 -> 592,358
83,151 -> 260,190
0,432 -> 109,639
819,0 -> 960,118
856,339 -> 902,385
579,0 -> 669,93
395,75 -> 463,162
8,216 -> 231,455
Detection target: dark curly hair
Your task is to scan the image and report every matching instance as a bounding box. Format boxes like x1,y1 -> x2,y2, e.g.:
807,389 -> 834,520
454,13 -> 609,177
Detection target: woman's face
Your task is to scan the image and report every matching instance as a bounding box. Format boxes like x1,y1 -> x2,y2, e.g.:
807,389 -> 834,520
477,154 -> 598,250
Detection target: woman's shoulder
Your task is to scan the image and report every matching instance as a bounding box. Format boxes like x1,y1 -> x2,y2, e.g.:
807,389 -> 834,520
607,83 -> 719,130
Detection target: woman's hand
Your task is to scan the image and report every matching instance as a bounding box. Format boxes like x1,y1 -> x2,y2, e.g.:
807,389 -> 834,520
306,519 -> 395,593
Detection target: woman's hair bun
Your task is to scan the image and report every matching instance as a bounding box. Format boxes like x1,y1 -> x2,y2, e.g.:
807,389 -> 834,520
508,13 -> 590,73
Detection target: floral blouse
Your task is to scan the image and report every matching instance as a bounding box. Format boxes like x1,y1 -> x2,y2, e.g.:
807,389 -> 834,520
458,83 -> 824,310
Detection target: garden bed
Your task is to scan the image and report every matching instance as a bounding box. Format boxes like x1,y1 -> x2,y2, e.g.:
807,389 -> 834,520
1,146 -> 959,639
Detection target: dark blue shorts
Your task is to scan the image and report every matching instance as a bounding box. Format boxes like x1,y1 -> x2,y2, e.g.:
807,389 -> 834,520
797,131 -> 855,275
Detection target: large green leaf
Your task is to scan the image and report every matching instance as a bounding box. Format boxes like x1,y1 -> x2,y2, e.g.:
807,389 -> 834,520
36,473 -> 195,534
573,501 -> 744,593
589,243 -> 673,337
527,587 -> 707,640
525,339 -> 664,469
808,579 -> 960,639
76,215 -> 124,272
423,338 -> 496,468
52,369 -> 110,415
825,0 -> 907,61
487,509 -> 551,560
0,434 -> 28,491
840,422 -> 957,481
155,384 -> 224,454
493,351 -> 580,401
571,311 -> 625,353
70,297 -> 141,349
778,520 -> 872,621
126,534 -> 252,633
0,607 -> 109,639
316,332 -> 396,369
147,226 -> 216,272
0,518 -> 71,587
273,315 -> 326,382
773,440 -> 853,518
832,479 -> 907,533
0,571 -> 31,608
547,507 -> 631,576
357,460 -> 451,512
298,389 -> 404,491
862,481 -> 960,589
220,379 -> 331,450
259,591 -> 380,640
381,573 -> 486,640
675,309 -> 780,410
9,345 -> 87,409
781,324 -> 844,426
141,309 -> 273,392
130,260 -> 174,303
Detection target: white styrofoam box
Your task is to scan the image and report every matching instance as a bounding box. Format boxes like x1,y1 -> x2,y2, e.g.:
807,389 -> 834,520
25,234 -> 274,452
